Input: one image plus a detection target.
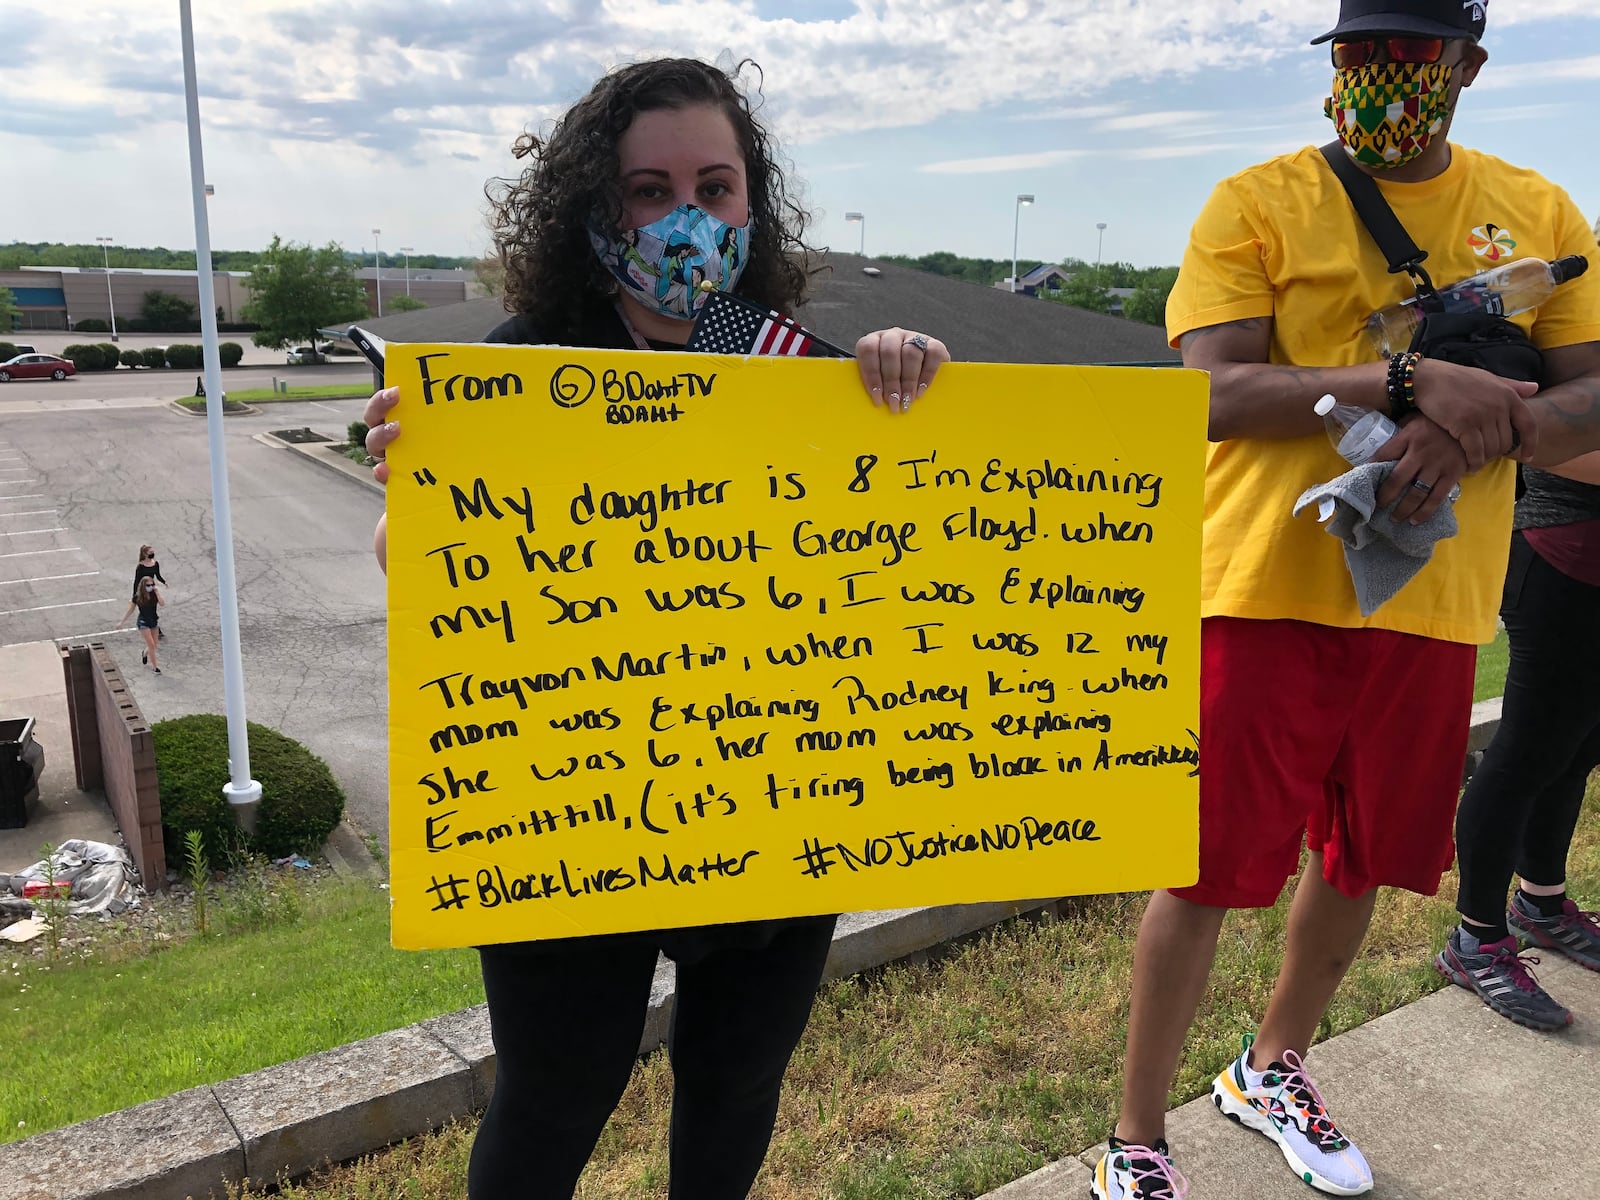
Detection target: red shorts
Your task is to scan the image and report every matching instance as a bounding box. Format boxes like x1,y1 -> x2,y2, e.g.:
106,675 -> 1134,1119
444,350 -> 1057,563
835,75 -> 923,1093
1173,617 -> 1475,909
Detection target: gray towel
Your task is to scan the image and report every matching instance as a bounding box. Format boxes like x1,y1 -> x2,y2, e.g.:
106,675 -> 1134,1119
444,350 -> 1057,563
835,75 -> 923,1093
1292,461 -> 1459,617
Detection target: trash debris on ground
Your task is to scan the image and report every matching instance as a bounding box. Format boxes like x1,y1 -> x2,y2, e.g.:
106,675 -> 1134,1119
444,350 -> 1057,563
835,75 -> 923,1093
0,916 -> 48,943
3,840 -> 141,916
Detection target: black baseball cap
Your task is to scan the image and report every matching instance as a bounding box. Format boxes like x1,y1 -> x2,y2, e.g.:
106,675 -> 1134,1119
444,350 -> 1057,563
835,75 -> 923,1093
1311,0 -> 1488,45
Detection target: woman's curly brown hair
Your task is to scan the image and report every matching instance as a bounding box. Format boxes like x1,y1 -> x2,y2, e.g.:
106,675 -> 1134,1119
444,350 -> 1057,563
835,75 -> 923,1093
487,58 -> 813,341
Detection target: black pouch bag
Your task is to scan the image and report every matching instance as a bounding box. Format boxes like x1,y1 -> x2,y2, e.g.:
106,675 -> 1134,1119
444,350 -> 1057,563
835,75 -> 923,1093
1321,142 -> 1544,492
1407,310 -> 1544,384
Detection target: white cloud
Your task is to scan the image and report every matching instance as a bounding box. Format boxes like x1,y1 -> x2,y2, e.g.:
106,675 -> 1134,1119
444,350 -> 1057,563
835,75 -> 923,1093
1472,53 -> 1600,88
1099,111 -> 1220,132
920,149 -> 1089,175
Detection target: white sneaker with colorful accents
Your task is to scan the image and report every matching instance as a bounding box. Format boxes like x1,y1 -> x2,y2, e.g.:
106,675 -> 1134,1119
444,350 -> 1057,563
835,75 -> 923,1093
1090,1138 -> 1187,1200
1210,1034 -> 1373,1196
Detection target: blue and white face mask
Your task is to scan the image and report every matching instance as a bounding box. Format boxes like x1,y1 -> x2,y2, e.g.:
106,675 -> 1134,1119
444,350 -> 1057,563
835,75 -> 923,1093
589,203 -> 751,319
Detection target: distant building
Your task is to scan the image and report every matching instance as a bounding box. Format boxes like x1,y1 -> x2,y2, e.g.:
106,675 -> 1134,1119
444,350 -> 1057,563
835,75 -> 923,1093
994,263 -> 1073,296
355,266 -> 486,316
0,264 -> 484,332
0,266 -> 253,332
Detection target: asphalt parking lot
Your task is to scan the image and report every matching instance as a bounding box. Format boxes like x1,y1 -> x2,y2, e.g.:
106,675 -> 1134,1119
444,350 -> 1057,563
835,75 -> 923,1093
0,391 -> 393,849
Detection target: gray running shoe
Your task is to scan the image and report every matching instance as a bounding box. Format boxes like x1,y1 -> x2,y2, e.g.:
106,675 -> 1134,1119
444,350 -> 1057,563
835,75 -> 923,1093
1435,928 -> 1571,1031
1508,893 -> 1600,972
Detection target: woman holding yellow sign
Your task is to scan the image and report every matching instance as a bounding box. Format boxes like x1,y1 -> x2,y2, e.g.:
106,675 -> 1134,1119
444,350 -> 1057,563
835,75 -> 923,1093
365,56 -> 948,1200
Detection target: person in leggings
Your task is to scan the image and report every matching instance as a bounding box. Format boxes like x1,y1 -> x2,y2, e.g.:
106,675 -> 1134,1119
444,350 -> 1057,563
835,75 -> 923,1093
363,57 -> 951,1200
1439,454 -> 1600,1029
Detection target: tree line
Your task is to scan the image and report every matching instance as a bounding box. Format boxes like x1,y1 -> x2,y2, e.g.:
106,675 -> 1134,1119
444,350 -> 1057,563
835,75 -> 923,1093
0,242 -> 475,273
877,252 -> 1179,326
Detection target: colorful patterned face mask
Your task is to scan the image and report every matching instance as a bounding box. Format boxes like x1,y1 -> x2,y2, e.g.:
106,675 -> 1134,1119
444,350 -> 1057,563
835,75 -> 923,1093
1324,60 -> 1454,169
589,203 -> 751,320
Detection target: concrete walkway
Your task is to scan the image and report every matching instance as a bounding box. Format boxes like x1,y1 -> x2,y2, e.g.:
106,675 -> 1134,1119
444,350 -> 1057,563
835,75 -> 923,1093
984,937 -> 1600,1200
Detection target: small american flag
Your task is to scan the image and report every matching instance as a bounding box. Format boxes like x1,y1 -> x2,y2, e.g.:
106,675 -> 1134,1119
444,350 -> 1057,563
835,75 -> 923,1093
686,290 -> 852,359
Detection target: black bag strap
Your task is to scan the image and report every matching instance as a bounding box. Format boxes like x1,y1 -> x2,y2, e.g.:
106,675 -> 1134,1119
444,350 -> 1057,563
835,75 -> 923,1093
1319,141 -> 1443,311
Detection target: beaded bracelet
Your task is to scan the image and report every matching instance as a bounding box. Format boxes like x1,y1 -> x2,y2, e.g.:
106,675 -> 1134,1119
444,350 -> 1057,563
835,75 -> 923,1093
1387,351 -> 1421,420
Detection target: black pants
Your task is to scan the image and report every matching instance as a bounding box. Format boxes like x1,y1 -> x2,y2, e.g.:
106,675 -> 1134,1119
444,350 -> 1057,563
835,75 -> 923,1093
467,915 -> 836,1200
1455,532 -> 1600,926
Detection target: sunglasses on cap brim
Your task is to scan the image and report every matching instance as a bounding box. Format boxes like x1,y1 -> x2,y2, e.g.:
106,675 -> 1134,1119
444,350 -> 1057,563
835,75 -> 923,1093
1332,37 -> 1446,69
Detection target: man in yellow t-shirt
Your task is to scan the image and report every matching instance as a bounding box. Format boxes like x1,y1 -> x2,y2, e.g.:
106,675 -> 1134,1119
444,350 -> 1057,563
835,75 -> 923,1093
1093,4 -> 1600,1200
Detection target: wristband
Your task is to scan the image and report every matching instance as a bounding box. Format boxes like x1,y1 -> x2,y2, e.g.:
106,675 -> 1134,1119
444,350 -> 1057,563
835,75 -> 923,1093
1387,351 -> 1420,420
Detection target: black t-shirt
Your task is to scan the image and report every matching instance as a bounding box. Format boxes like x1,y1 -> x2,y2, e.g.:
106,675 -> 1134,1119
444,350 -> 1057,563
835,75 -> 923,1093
132,559 -> 166,600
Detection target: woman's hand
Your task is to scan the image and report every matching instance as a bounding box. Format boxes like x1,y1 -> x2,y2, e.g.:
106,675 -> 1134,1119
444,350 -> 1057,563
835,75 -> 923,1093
363,387 -> 401,485
363,387 -> 400,574
855,328 -> 950,414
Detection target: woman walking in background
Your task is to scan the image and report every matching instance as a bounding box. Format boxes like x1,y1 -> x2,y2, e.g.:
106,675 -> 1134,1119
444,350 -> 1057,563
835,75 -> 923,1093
132,544 -> 167,640
116,575 -> 164,674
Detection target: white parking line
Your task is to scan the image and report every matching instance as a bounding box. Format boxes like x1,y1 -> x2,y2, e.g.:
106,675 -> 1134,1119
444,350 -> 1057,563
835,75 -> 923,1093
0,527 -> 68,537
0,495 -> 44,502
0,546 -> 79,560
54,627 -> 137,642
0,510 -> 57,518
0,597 -> 123,617
0,571 -> 100,586
0,481 -> 40,487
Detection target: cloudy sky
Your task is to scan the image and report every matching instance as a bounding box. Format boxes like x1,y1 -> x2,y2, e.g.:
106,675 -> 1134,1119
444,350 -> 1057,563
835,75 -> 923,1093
7,1 -> 1599,269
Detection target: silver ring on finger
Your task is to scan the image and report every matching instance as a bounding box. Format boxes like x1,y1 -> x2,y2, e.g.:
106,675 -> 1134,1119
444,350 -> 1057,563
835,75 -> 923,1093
1410,478 -> 1433,494
904,332 -> 929,352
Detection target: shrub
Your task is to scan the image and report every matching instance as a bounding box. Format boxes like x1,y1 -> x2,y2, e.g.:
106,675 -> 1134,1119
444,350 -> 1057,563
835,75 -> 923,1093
141,346 -> 168,369
164,343 -> 201,369
74,318 -> 110,333
121,349 -> 145,369
219,341 -> 244,368
62,344 -> 107,371
347,420 -> 369,450
97,343 -> 121,369
0,343 -> 18,361
152,714 -> 346,863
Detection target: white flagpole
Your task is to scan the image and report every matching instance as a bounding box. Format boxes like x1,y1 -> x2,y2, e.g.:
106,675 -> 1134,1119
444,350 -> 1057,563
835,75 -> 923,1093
179,0 -> 261,831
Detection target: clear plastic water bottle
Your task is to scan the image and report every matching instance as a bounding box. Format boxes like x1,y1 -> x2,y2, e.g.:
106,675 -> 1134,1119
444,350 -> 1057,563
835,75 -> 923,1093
1315,393 -> 1395,465
1366,255 -> 1589,357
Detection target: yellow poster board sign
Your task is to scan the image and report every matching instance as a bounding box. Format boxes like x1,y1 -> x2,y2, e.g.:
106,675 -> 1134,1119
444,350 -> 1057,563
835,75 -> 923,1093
386,345 -> 1205,950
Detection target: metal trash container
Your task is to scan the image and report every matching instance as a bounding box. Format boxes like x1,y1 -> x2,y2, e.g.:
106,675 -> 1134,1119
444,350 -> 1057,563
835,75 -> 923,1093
0,716 -> 44,830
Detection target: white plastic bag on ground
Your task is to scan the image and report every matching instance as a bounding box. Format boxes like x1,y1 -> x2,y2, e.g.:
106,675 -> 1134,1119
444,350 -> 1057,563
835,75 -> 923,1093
5,839 -> 140,915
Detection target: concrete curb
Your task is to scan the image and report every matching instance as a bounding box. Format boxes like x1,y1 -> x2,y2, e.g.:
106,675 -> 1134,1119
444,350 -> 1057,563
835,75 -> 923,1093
0,896 -> 1065,1200
164,400 -> 258,418
0,627 -> 1511,1199
255,430 -> 385,496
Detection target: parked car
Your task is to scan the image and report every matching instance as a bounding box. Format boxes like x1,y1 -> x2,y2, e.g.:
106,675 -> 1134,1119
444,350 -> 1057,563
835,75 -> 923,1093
286,344 -> 332,365
2,343 -> 38,355
0,354 -> 76,382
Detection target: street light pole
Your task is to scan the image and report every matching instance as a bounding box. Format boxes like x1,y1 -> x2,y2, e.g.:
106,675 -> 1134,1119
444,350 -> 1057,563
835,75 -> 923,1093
178,0 -> 261,833
1096,222 -> 1108,271
371,229 -> 383,316
400,246 -> 415,295
845,212 -> 865,257
94,237 -> 119,341
1011,194 -> 1035,294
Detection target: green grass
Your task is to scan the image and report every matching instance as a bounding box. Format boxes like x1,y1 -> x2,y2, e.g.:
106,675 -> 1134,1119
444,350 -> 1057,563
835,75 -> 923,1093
1,877 -> 483,1143
174,385 -> 372,404
1475,628 -> 1509,702
247,776 -> 1600,1200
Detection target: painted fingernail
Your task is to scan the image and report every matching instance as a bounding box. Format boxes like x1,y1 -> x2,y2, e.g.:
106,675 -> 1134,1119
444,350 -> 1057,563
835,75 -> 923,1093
384,421 -> 399,433
918,383 -> 929,396
888,392 -> 900,403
